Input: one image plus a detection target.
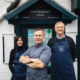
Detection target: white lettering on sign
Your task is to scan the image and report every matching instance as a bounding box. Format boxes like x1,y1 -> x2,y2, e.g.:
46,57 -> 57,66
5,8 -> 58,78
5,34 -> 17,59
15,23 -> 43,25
37,14 -> 44,16
30,10 -> 50,13
48,17 -> 59,18
22,17 -> 29,18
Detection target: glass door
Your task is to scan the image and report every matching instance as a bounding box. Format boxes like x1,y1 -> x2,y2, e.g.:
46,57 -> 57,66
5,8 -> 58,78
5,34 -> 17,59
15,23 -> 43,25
28,29 -> 52,47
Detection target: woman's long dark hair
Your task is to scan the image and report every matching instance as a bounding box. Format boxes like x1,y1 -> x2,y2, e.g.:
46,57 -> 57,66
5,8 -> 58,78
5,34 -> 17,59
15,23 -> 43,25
14,35 -> 24,47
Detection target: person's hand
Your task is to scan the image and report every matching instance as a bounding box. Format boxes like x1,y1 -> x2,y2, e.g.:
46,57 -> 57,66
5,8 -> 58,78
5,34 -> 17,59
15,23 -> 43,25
31,58 -> 39,62
25,55 -> 29,58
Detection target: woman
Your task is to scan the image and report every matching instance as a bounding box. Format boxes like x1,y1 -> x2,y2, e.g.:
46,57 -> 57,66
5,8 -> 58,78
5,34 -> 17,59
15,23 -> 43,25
9,35 -> 28,80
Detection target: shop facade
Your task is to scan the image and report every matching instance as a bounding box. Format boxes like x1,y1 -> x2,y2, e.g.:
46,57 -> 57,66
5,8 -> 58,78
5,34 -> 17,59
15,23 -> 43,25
0,0 -> 79,80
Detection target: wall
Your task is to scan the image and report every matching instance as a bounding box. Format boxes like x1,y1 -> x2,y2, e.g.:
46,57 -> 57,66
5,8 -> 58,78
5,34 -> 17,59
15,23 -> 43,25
65,20 -> 78,80
0,20 -> 14,80
0,0 -> 71,14
54,0 -> 71,11
65,19 -> 78,43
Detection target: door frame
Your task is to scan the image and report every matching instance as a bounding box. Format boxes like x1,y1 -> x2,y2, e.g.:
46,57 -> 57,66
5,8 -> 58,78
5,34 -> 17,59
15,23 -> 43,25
14,24 -> 56,47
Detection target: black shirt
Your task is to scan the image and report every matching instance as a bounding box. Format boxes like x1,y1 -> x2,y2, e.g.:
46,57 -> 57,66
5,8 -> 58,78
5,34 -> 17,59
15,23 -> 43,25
47,35 -> 77,62
9,46 -> 28,75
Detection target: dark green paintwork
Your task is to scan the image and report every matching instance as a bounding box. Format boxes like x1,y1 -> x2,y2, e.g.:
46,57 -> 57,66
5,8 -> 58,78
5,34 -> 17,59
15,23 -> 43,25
4,0 -> 77,20
9,20 -> 72,25
14,26 -> 20,35
77,0 -> 80,8
44,0 -> 77,20
78,17 -> 80,80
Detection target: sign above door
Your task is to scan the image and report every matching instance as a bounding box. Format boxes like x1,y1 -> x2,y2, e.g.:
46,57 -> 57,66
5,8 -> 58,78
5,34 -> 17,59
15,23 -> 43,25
4,0 -> 77,24
19,1 -> 62,20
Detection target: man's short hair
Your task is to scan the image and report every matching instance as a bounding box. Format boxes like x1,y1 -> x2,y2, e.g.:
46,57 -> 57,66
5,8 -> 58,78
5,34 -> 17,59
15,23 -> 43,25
34,28 -> 44,35
55,21 -> 65,28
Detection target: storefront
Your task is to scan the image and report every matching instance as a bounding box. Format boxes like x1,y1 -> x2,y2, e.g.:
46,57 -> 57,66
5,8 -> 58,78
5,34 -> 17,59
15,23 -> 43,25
3,0 -> 77,79
4,0 -> 77,46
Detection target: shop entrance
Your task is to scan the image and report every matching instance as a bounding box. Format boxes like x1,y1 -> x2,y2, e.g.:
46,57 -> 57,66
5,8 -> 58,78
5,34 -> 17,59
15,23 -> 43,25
19,24 -> 55,79
28,29 -> 52,47
20,24 -> 56,47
